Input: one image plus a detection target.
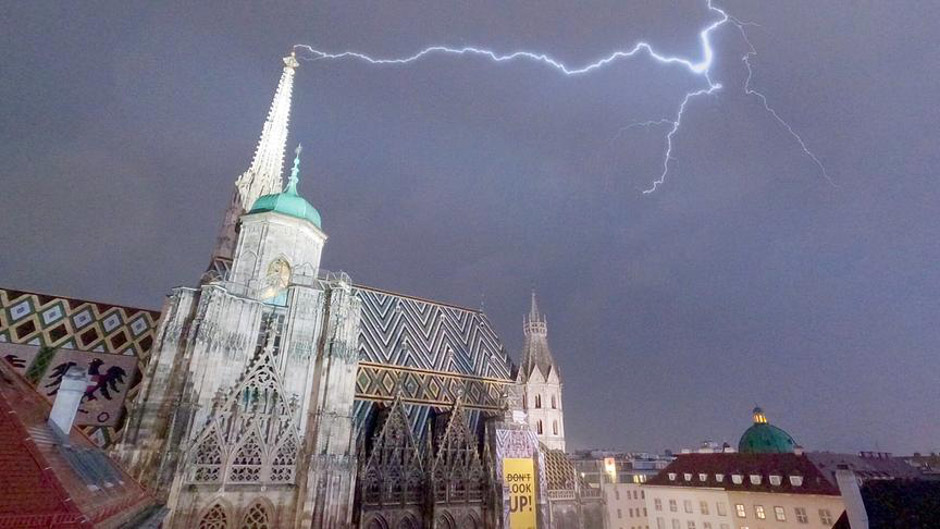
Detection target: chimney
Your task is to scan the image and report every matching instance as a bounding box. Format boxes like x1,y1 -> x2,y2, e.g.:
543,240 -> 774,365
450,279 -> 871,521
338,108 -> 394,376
835,464 -> 869,529
48,365 -> 89,436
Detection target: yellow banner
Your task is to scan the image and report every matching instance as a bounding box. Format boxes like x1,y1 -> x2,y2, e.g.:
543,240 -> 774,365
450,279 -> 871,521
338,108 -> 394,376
503,458 -> 536,529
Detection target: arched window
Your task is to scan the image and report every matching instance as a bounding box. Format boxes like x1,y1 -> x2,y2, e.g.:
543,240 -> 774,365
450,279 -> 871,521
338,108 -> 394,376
551,395 -> 557,409
535,394 -> 542,409
537,420 -> 543,434
199,504 -> 228,529
553,420 -> 558,435
239,502 -> 270,529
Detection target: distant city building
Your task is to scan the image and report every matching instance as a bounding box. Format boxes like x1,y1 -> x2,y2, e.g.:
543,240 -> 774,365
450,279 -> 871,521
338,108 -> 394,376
644,452 -> 845,529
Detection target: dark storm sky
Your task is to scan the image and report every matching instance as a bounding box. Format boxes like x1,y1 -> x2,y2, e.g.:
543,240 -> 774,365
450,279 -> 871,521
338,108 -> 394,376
2,1 -> 938,454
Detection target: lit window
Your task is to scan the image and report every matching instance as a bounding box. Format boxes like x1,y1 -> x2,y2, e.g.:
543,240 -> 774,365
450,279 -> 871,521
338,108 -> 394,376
735,504 -> 747,518
684,500 -> 693,514
769,475 -> 782,486
790,475 -> 803,487
703,524 -> 712,529
774,506 -> 786,521
687,522 -> 696,529
669,500 -> 677,512
668,473 -> 677,481
755,505 -> 765,519
715,473 -> 724,482
716,503 -> 727,516
684,473 -> 692,481
750,475 -> 762,485
819,509 -> 833,525
699,501 -> 709,515
657,518 -> 665,529
794,507 -> 808,524
699,473 -> 708,482
654,499 -> 663,511
732,474 -> 743,484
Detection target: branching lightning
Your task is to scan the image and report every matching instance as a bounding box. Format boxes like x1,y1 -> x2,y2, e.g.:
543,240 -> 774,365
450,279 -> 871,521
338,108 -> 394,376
294,0 -> 829,193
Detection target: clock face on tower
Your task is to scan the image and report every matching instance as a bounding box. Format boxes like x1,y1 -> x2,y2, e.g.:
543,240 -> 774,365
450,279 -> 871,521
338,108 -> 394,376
262,258 -> 291,300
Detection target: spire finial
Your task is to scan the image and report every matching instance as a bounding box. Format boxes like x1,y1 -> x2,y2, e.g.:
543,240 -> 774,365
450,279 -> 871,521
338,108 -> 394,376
529,290 -> 540,320
286,143 -> 302,195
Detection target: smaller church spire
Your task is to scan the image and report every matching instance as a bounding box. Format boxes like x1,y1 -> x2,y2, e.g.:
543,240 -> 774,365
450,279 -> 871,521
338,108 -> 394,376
286,144 -> 302,195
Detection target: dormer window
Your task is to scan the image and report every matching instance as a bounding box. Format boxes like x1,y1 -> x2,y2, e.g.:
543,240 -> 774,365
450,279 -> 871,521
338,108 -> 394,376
732,474 -> 743,484
750,475 -> 762,485
699,473 -> 708,482
769,475 -> 782,486
684,473 -> 692,481
789,475 -> 803,487
715,474 -> 724,482
668,473 -> 677,481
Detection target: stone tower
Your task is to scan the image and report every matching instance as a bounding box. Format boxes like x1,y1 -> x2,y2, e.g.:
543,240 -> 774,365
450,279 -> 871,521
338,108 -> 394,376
116,53 -> 362,529
517,292 -> 566,452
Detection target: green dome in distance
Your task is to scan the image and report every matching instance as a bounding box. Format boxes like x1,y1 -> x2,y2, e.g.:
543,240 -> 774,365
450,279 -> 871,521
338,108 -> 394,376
249,144 -> 321,228
738,406 -> 798,454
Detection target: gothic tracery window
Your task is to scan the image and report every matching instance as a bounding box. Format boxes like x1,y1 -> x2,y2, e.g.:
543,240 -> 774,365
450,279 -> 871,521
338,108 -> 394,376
199,503 -> 228,529
229,433 -> 264,482
193,433 -> 224,482
239,502 -> 271,529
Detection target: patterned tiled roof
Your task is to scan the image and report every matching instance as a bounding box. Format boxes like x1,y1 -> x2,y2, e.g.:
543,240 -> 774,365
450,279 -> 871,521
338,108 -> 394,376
645,453 -> 839,496
0,359 -> 159,528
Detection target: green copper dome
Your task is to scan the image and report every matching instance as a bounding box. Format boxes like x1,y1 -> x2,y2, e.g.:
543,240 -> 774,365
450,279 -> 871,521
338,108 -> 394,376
249,145 -> 321,228
738,407 -> 798,454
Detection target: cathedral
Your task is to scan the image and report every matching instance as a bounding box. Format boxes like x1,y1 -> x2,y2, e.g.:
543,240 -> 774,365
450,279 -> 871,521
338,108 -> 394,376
0,52 -> 605,529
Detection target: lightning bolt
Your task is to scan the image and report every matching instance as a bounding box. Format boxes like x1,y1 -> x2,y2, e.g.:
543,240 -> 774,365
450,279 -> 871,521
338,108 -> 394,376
294,0 -> 829,193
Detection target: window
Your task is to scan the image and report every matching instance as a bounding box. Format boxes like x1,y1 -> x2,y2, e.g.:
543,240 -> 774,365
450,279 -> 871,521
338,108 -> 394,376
684,500 -> 693,513
699,473 -> 708,482
634,491 -> 640,500
198,504 -> 228,529
240,502 -> 271,529
794,507 -> 808,523
669,500 -> 677,512
618,509 -> 622,519
535,394 -> 541,408
668,473 -> 677,481
819,509 -> 833,525
641,491 -> 645,499
774,506 -> 786,521
699,501 -> 709,515
654,499 -> 662,511
735,504 -> 747,518
715,473 -> 724,482
536,420 -> 543,434
643,508 -> 647,517
687,522 -> 696,529
754,505 -> 765,520
615,490 -> 620,500
551,395 -> 557,408
750,475 -> 762,485
656,518 -> 665,529
703,524 -> 712,529
553,421 -> 558,435
684,473 -> 693,482
769,475 -> 782,486
790,475 -> 804,487
716,502 -> 727,516
731,474 -> 743,484
629,509 -> 634,518
671,520 -> 680,529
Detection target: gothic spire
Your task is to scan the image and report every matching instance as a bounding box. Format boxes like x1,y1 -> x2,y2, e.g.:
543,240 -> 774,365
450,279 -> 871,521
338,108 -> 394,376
520,290 -> 557,380
205,52 -> 300,278
236,52 -> 300,211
